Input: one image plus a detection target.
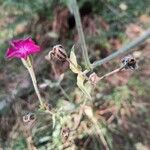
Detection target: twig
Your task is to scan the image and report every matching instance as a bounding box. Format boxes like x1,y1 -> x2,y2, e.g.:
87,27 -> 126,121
69,0 -> 91,70
91,28 -> 150,69
98,66 -> 124,81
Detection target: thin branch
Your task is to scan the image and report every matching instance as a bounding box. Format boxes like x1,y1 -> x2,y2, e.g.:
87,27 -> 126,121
69,0 -> 91,70
98,66 -> 124,81
92,28 -> 150,69
89,65 -> 125,86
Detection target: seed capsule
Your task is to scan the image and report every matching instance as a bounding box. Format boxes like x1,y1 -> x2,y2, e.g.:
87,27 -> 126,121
45,45 -> 69,79
122,55 -> 138,70
51,44 -> 68,61
23,112 -> 36,123
61,127 -> 70,141
23,114 -> 29,123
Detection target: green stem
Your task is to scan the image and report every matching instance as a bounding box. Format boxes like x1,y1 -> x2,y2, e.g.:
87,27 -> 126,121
21,57 -> 44,108
69,0 -> 91,70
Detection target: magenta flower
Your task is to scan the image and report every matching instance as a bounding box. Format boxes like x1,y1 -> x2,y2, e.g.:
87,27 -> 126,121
6,37 -> 41,59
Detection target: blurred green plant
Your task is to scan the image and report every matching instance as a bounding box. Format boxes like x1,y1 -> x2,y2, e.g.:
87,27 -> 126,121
12,136 -> 27,150
106,85 -> 131,108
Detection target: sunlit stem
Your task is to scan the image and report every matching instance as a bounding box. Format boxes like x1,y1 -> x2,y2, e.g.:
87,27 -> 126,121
21,57 -> 44,108
69,0 -> 92,70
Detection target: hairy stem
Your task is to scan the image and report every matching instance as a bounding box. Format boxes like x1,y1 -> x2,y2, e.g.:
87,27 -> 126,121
21,57 -> 44,108
69,0 -> 91,70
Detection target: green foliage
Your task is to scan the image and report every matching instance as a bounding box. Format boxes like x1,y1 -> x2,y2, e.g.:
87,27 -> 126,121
89,0 -> 150,39
12,136 -> 27,150
77,74 -> 92,99
57,99 -> 76,112
0,0 -> 55,42
107,85 -> 131,107
0,42 -> 7,61
69,45 -> 82,74
128,77 -> 150,96
48,112 -> 72,150
2,0 -> 54,16
69,45 -> 92,99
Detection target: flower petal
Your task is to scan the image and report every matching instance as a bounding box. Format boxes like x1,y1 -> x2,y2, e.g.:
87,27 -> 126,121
6,47 -> 17,59
6,37 -> 41,59
7,50 -> 27,59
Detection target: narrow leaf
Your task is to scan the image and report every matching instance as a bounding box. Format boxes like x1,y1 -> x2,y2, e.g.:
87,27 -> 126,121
69,45 -> 82,73
77,74 -> 91,99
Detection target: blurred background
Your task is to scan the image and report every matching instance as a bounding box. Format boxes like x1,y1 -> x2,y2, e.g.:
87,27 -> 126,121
0,0 -> 150,150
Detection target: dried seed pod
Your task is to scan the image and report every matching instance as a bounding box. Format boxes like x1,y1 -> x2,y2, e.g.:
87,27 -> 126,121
50,44 -> 68,61
29,113 -> 36,120
61,127 -> 70,142
23,112 -> 36,123
23,114 -> 30,123
122,55 -> 138,70
45,44 -> 69,80
22,113 -> 36,130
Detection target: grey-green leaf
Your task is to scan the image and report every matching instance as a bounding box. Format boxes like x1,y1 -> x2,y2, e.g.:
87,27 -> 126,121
77,74 -> 91,99
69,45 -> 82,74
